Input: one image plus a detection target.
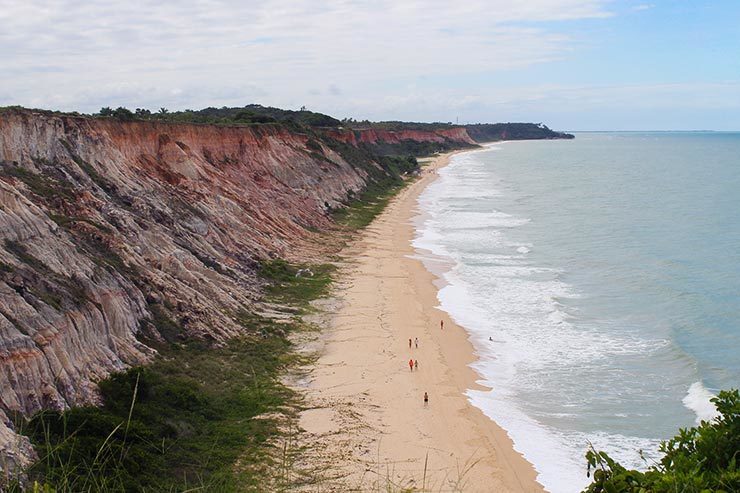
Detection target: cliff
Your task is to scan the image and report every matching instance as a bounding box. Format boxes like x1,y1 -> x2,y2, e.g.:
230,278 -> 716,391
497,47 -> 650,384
322,126 -> 477,158
0,109 -> 402,474
329,121 -> 574,153
324,127 -> 475,146
464,122 -> 574,142
0,108 -> 570,478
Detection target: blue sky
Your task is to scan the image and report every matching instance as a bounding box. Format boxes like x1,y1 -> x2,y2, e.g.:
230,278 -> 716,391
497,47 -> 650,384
1,0 -> 738,130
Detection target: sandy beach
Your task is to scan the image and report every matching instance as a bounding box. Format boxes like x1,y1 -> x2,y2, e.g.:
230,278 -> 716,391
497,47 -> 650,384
297,150 -> 545,492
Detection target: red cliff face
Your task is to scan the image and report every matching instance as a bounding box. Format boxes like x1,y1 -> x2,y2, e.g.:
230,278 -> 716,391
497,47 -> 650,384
324,126 -> 476,146
0,110 -> 376,471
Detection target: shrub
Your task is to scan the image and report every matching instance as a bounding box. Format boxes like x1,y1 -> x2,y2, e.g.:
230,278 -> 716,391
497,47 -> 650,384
584,389 -> 740,493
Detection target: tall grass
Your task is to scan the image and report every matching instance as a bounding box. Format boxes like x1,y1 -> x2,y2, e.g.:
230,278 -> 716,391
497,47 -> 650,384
7,320 -> 301,492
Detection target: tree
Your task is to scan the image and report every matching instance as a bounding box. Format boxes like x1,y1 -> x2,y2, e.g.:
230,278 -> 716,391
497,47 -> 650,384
584,389 -> 740,493
158,107 -> 169,115
112,107 -> 134,120
99,106 -> 114,117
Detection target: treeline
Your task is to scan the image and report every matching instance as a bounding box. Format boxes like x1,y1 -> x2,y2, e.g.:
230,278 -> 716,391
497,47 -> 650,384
95,104 -> 341,127
341,119 -> 459,131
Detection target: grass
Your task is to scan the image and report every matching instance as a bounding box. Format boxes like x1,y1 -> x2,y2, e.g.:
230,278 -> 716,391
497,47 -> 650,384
3,240 -> 48,273
0,165 -> 76,201
58,138 -> 116,194
2,240 -> 89,310
258,259 -> 335,308
47,214 -> 111,234
10,326 -> 298,493
325,150 -> 419,231
332,180 -> 405,230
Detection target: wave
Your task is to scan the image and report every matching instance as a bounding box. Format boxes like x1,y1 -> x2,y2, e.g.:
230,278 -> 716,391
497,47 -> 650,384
412,148 -> 693,493
468,385 -> 662,493
682,382 -> 719,424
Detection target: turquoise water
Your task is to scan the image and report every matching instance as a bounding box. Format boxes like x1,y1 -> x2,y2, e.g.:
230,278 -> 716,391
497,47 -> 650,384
413,133 -> 740,492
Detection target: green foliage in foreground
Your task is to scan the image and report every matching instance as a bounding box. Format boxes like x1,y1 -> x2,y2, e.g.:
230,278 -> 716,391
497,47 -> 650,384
584,389 -> 740,493
13,333 -> 295,492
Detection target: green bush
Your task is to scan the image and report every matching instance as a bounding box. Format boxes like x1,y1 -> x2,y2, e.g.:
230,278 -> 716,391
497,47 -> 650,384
584,389 -> 740,493
16,335 -> 296,492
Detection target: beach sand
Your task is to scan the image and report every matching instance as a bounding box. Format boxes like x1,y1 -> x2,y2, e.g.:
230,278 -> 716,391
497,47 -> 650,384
297,150 -> 545,492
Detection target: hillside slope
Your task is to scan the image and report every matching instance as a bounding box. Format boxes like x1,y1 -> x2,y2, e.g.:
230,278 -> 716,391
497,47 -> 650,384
0,109 -> 432,473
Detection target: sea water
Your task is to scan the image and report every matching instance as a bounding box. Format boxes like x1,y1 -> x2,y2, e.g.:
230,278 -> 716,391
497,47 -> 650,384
412,133 -> 740,492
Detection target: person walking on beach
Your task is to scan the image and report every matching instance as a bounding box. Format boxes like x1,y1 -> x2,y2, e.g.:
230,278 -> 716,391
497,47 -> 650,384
409,359 -> 414,371
440,320 -> 444,330
408,338 -> 412,349
414,359 -> 419,370
414,337 -> 419,348
424,392 -> 429,406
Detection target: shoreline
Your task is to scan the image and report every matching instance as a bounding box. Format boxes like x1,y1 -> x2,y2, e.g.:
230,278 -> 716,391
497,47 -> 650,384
298,149 -> 545,491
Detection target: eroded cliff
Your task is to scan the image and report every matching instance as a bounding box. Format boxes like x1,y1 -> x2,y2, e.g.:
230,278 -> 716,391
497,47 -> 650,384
0,109 -> 414,473
325,126 -> 476,146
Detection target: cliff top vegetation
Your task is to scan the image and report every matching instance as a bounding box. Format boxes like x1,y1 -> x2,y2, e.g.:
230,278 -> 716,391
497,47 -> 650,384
0,104 -> 574,141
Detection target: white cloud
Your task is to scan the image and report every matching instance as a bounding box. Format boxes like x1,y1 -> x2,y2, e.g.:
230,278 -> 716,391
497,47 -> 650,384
6,1 -> 733,129
0,0 -> 612,114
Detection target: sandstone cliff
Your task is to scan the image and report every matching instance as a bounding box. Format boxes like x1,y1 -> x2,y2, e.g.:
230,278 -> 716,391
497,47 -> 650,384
325,126 -> 476,146
0,109 -> 423,474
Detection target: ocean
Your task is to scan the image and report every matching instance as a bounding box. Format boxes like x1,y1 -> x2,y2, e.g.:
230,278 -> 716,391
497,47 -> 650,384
412,133 -> 740,492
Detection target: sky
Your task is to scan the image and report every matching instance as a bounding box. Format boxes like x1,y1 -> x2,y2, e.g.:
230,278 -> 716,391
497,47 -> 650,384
1,0 -> 739,130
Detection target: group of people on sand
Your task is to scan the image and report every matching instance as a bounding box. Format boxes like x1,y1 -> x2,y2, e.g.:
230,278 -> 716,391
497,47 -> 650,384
407,320 -> 445,406
408,337 -> 419,372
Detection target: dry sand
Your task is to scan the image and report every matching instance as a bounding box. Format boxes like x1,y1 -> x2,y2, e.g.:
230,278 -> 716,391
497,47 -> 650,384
297,151 -> 545,492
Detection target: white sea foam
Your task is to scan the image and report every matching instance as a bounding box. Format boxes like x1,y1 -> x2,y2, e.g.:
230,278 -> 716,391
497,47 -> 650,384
683,382 -> 719,424
412,148 -> 681,493
468,387 -> 662,493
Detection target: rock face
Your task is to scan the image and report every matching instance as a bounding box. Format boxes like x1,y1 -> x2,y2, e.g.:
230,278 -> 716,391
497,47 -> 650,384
324,127 -> 476,146
0,109 -> 403,475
